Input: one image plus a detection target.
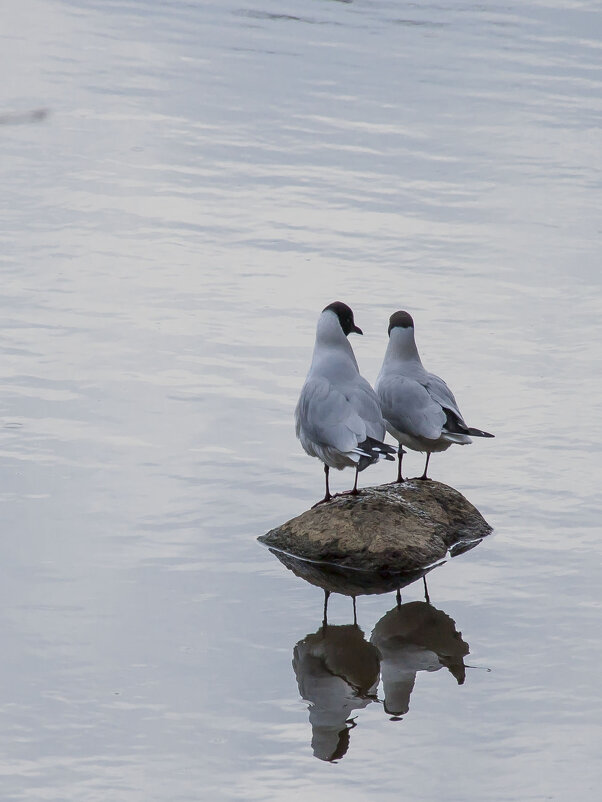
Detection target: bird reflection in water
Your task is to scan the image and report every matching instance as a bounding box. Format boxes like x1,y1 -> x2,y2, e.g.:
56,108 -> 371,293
293,619 -> 380,762
292,578 -> 470,760
266,548 -> 476,760
370,593 -> 469,720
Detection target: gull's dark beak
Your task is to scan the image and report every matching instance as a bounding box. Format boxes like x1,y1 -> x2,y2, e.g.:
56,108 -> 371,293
352,325 -> 363,335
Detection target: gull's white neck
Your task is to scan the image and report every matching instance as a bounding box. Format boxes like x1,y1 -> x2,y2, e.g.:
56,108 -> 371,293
310,310 -> 358,373
381,326 -> 422,370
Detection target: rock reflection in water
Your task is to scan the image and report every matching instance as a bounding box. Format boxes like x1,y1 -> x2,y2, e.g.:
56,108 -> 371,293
267,547 -> 441,599
370,601 -> 469,719
293,623 -> 380,762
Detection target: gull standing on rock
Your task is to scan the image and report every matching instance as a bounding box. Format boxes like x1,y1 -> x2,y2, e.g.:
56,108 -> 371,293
375,311 -> 494,482
295,302 -> 395,504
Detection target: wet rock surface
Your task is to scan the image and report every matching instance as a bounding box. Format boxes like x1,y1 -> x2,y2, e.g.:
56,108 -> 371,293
258,480 -> 492,573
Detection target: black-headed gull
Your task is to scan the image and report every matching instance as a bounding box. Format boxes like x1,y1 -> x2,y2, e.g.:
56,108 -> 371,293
375,311 -> 494,482
295,301 -> 395,504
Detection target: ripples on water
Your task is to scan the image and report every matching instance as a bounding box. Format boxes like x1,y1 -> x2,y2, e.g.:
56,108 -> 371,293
1,0 -> 601,799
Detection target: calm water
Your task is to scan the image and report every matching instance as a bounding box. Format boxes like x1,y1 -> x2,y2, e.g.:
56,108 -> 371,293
1,0 -> 601,799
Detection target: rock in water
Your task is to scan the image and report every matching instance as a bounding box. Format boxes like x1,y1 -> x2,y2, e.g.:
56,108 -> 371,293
258,480 -> 492,573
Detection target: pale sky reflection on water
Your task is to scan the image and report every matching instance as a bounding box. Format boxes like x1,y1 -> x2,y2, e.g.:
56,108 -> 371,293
1,0 -> 601,799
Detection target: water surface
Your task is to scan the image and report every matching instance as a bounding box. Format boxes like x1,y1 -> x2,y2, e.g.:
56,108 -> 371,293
1,0 -> 601,799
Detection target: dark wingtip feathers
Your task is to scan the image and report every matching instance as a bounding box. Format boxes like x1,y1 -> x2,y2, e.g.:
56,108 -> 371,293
466,427 -> 495,438
354,436 -> 396,470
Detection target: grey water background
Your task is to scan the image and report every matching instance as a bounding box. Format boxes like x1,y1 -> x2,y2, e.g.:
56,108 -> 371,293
1,0 -> 601,798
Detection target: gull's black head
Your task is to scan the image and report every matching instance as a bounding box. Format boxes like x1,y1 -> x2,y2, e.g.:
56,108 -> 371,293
388,310 -> 414,336
323,301 -> 363,336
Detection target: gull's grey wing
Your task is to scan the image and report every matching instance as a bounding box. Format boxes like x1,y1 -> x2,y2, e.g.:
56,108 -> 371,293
344,375 -> 386,442
377,375 -> 445,441
423,373 -> 465,421
295,376 -> 368,453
